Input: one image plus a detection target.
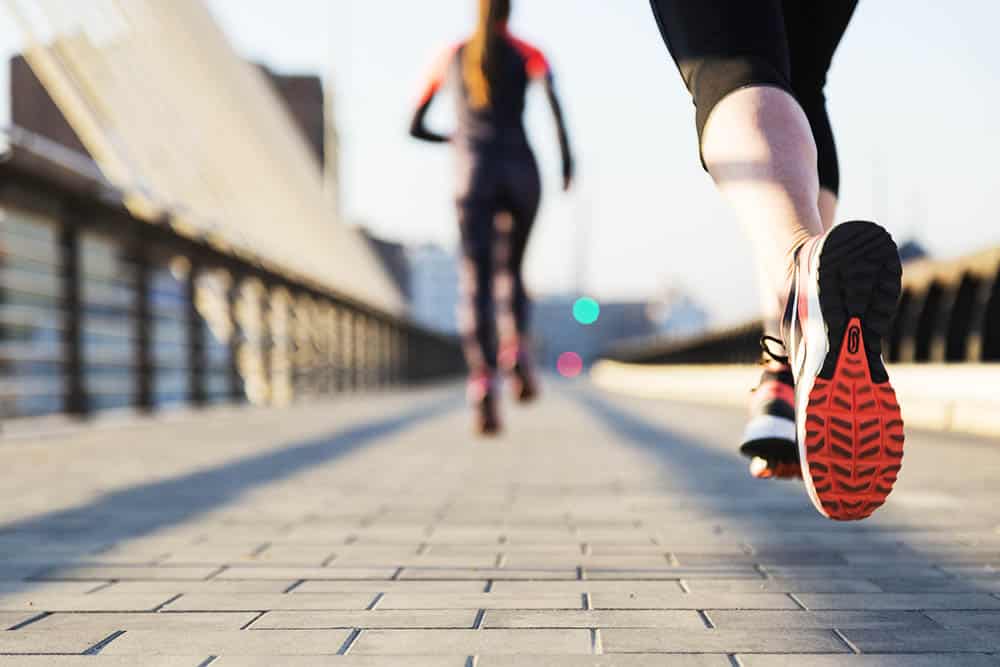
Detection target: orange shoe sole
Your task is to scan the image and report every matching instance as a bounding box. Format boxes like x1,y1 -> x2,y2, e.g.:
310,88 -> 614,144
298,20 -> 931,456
800,221 -> 905,521
804,317 -> 904,520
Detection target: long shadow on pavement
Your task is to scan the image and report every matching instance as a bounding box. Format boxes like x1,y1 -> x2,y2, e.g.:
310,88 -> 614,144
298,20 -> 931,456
571,387 -> 940,557
0,393 -> 460,597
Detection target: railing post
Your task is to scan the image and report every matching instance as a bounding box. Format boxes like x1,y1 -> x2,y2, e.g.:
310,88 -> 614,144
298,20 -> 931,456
351,311 -> 363,391
337,307 -> 351,392
389,325 -> 400,386
966,274 -> 998,361
187,259 -> 207,406
983,271 -> 1000,361
323,301 -> 340,394
373,320 -> 383,389
133,239 -> 154,412
329,305 -> 341,392
59,205 -> 88,417
399,328 -> 411,385
260,281 -> 273,404
371,317 -> 380,389
227,273 -> 244,403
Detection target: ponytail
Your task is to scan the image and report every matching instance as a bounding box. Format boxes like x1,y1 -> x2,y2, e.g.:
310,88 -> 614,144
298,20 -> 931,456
462,0 -> 511,109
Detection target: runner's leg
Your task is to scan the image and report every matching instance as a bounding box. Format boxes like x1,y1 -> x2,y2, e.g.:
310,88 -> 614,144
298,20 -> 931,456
782,0 -> 859,230
649,0 -> 819,334
456,158 -> 500,380
503,152 -> 541,352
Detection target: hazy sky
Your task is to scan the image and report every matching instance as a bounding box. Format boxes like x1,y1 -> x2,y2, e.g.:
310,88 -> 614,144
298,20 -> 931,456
5,2 -> 1000,326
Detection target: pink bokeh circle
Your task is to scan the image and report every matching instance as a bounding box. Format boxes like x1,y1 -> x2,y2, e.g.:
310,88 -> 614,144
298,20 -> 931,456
557,352 -> 583,378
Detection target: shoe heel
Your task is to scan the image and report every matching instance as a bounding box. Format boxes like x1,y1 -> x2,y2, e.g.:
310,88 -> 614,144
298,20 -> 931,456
817,220 -> 902,383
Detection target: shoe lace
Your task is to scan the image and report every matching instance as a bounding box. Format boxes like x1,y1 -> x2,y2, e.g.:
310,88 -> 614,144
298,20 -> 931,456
759,335 -> 789,365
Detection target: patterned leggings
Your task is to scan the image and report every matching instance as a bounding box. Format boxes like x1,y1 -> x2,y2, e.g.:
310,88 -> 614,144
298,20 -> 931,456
455,146 -> 540,376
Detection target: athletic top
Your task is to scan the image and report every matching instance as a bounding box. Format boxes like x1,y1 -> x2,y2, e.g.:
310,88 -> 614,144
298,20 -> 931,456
415,29 -> 552,149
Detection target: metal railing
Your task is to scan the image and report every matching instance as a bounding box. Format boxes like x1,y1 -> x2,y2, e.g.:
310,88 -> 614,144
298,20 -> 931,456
0,131 -> 464,420
605,247 -> 1000,366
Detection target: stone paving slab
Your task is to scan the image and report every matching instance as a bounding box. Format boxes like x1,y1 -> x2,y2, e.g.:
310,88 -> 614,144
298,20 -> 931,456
0,659 -> 203,666
0,593 -> 174,612
26,611 -> 258,631
479,657 -> 730,666
941,566 -> 1000,578
0,629 -> 114,654
293,580 -> 488,593
98,580 -> 297,593
214,567 -> 397,580
212,658 -> 469,666
601,628 -> 850,653
583,568 -> 761,579
590,592 -> 800,610
160,546 -> 335,566
489,580 -> 685,594
672,551 -> 848,566
759,566 -> 951,579
335,554 -> 501,567
682,578 -> 882,593
0,611 -> 46,629
738,655 -> 1000,667
925,610 -> 1000,628
504,555 -> 671,568
101,629 -> 352,655
840,628 -> 1000,653
483,609 -> 705,628
377,592 -> 585,610
398,567 -> 579,580
350,628 -> 592,655
704,610 -> 939,629
0,581 -> 106,594
34,566 -> 220,581
795,593 -> 1000,610
162,593 -> 377,611
251,609 -> 478,629
873,577 -> 1000,593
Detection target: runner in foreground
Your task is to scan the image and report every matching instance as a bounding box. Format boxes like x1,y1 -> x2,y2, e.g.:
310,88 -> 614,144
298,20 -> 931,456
410,0 -> 574,435
649,1 -> 904,520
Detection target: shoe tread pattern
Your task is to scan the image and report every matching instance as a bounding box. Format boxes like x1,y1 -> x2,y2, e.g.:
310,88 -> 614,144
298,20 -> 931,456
805,221 -> 905,520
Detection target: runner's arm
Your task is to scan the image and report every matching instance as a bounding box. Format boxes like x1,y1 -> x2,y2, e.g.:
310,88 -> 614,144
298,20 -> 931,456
509,37 -> 575,190
542,71 -> 574,191
409,46 -> 456,144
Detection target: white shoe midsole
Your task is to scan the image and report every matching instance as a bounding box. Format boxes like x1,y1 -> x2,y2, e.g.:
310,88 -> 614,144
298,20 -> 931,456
742,414 -> 796,444
795,238 -> 833,515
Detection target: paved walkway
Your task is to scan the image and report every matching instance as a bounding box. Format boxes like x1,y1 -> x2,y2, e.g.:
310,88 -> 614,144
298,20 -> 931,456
2,383 -> 1000,665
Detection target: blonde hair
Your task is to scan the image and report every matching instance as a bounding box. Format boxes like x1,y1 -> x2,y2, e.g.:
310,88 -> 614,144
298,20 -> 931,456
462,0 -> 511,109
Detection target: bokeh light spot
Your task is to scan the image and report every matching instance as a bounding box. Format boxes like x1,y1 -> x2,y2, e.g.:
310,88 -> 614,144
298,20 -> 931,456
557,352 -> 584,378
573,297 -> 600,325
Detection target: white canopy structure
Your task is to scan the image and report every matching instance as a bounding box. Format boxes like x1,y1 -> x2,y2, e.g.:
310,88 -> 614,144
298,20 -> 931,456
5,0 -> 406,314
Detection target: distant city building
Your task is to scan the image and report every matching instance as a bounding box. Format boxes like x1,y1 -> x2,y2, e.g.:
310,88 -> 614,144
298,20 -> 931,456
9,55 -> 88,155
898,239 -> 929,264
531,297 -> 670,369
646,287 -> 710,339
529,287 -> 709,370
256,65 -> 326,168
407,244 -> 460,334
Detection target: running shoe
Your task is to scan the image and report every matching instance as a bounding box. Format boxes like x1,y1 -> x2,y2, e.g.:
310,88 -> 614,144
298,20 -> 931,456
500,342 -> 539,403
510,359 -> 540,403
468,372 -> 501,436
782,220 -> 904,520
740,357 -> 801,480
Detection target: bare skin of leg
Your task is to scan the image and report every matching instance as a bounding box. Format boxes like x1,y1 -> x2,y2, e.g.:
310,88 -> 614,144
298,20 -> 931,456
818,187 -> 838,231
700,85 -> 825,330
